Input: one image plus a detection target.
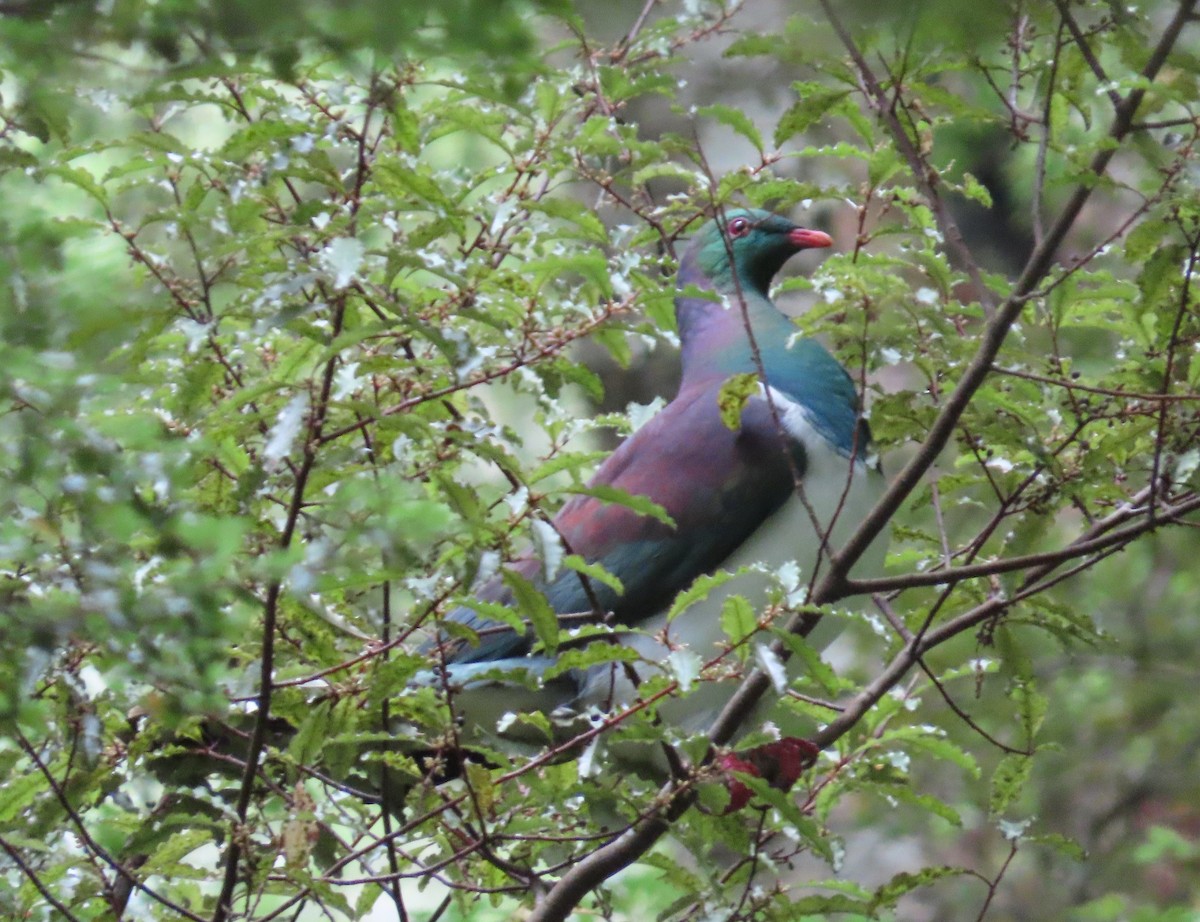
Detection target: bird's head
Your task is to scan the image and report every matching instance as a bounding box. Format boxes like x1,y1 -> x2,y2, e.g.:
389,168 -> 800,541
686,208 -> 832,295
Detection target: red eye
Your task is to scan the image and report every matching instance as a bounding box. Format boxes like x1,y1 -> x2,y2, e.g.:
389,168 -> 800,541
728,217 -> 750,238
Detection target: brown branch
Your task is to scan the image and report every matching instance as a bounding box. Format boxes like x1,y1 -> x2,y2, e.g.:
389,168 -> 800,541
1033,20 -> 1065,246
847,489 -> 1200,594
817,0 -> 999,317
916,659 -> 1030,756
1149,228 -> 1200,517
316,299 -> 631,446
991,364 -> 1200,402
1053,0 -> 1122,109
14,732 -> 209,922
211,280 -> 349,919
0,835 -> 85,922
974,838 -> 1022,922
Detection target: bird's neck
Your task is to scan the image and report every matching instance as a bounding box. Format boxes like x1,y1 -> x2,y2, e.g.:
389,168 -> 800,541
675,262 -> 793,387
674,263 -> 865,456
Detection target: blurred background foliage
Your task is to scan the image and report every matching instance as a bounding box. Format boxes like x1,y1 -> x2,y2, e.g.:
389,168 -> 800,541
1,0 -> 1199,920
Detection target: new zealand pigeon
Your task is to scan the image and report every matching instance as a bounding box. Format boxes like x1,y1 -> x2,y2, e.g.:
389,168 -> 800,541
421,208 -> 886,793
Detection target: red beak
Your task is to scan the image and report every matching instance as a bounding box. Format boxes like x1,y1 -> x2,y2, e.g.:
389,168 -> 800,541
788,227 -> 833,249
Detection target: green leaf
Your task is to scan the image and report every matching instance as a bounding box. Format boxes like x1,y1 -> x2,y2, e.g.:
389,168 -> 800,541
566,484 -> 674,527
542,640 -> 639,680
733,774 -> 834,862
464,762 -> 497,813
1029,832 -> 1086,862
287,700 -> 332,767
697,104 -> 763,152
719,595 -> 757,645
591,326 -> 633,367
1011,679 -> 1048,741
529,451 -> 608,484
44,164 -> 108,205
527,197 -> 609,243
886,786 -> 965,826
717,372 -> 759,431
1124,219 -> 1166,262
871,866 -> 970,910
667,570 -> 737,621
771,626 -> 842,695
0,772 -> 46,823
906,734 -> 981,778
501,570 -> 560,653
561,555 -> 624,596
989,753 -> 1032,816
960,171 -> 993,208
774,83 -> 852,145
140,829 -> 214,875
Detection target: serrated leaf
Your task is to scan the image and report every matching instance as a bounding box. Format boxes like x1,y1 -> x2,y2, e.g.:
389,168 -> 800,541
961,171 -> 993,207
771,626 -> 842,695
775,85 -> 851,146
886,786 -> 965,826
667,570 -> 737,621
1029,832 -> 1086,861
592,326 -> 632,367
501,569 -> 560,653
134,828 -> 210,874
718,372 -> 759,431
734,773 -> 833,862
667,649 -> 703,692
867,143 -> 904,186
528,451 -> 608,484
906,734 -> 981,778
989,753 -> 1032,816
566,483 -> 674,526
44,164 -> 108,205
287,700 -> 332,766
527,197 -> 609,243
465,762 -> 496,814
871,866 -> 969,910
0,773 -> 47,823
1124,218 -> 1165,262
561,554 -> 624,596
697,103 -> 763,152
1011,679 -> 1048,740
458,598 -> 530,640
542,640 -> 638,680
720,595 -> 757,645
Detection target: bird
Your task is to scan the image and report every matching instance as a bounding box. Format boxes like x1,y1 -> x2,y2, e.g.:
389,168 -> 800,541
419,208 -> 886,795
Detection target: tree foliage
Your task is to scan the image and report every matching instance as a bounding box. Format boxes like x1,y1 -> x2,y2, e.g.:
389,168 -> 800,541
2,1 -> 1199,920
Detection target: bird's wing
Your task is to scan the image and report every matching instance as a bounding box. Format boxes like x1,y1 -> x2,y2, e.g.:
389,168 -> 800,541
434,382 -> 808,665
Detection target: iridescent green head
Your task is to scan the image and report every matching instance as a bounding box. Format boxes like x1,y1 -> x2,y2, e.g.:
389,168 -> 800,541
685,208 -> 832,295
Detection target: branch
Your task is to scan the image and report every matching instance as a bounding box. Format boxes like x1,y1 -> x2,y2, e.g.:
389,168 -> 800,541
846,488 -> 1200,594
211,290 -> 350,920
13,732 -> 209,922
1053,0 -> 1123,109
0,835 -> 84,922
816,0 -> 999,317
